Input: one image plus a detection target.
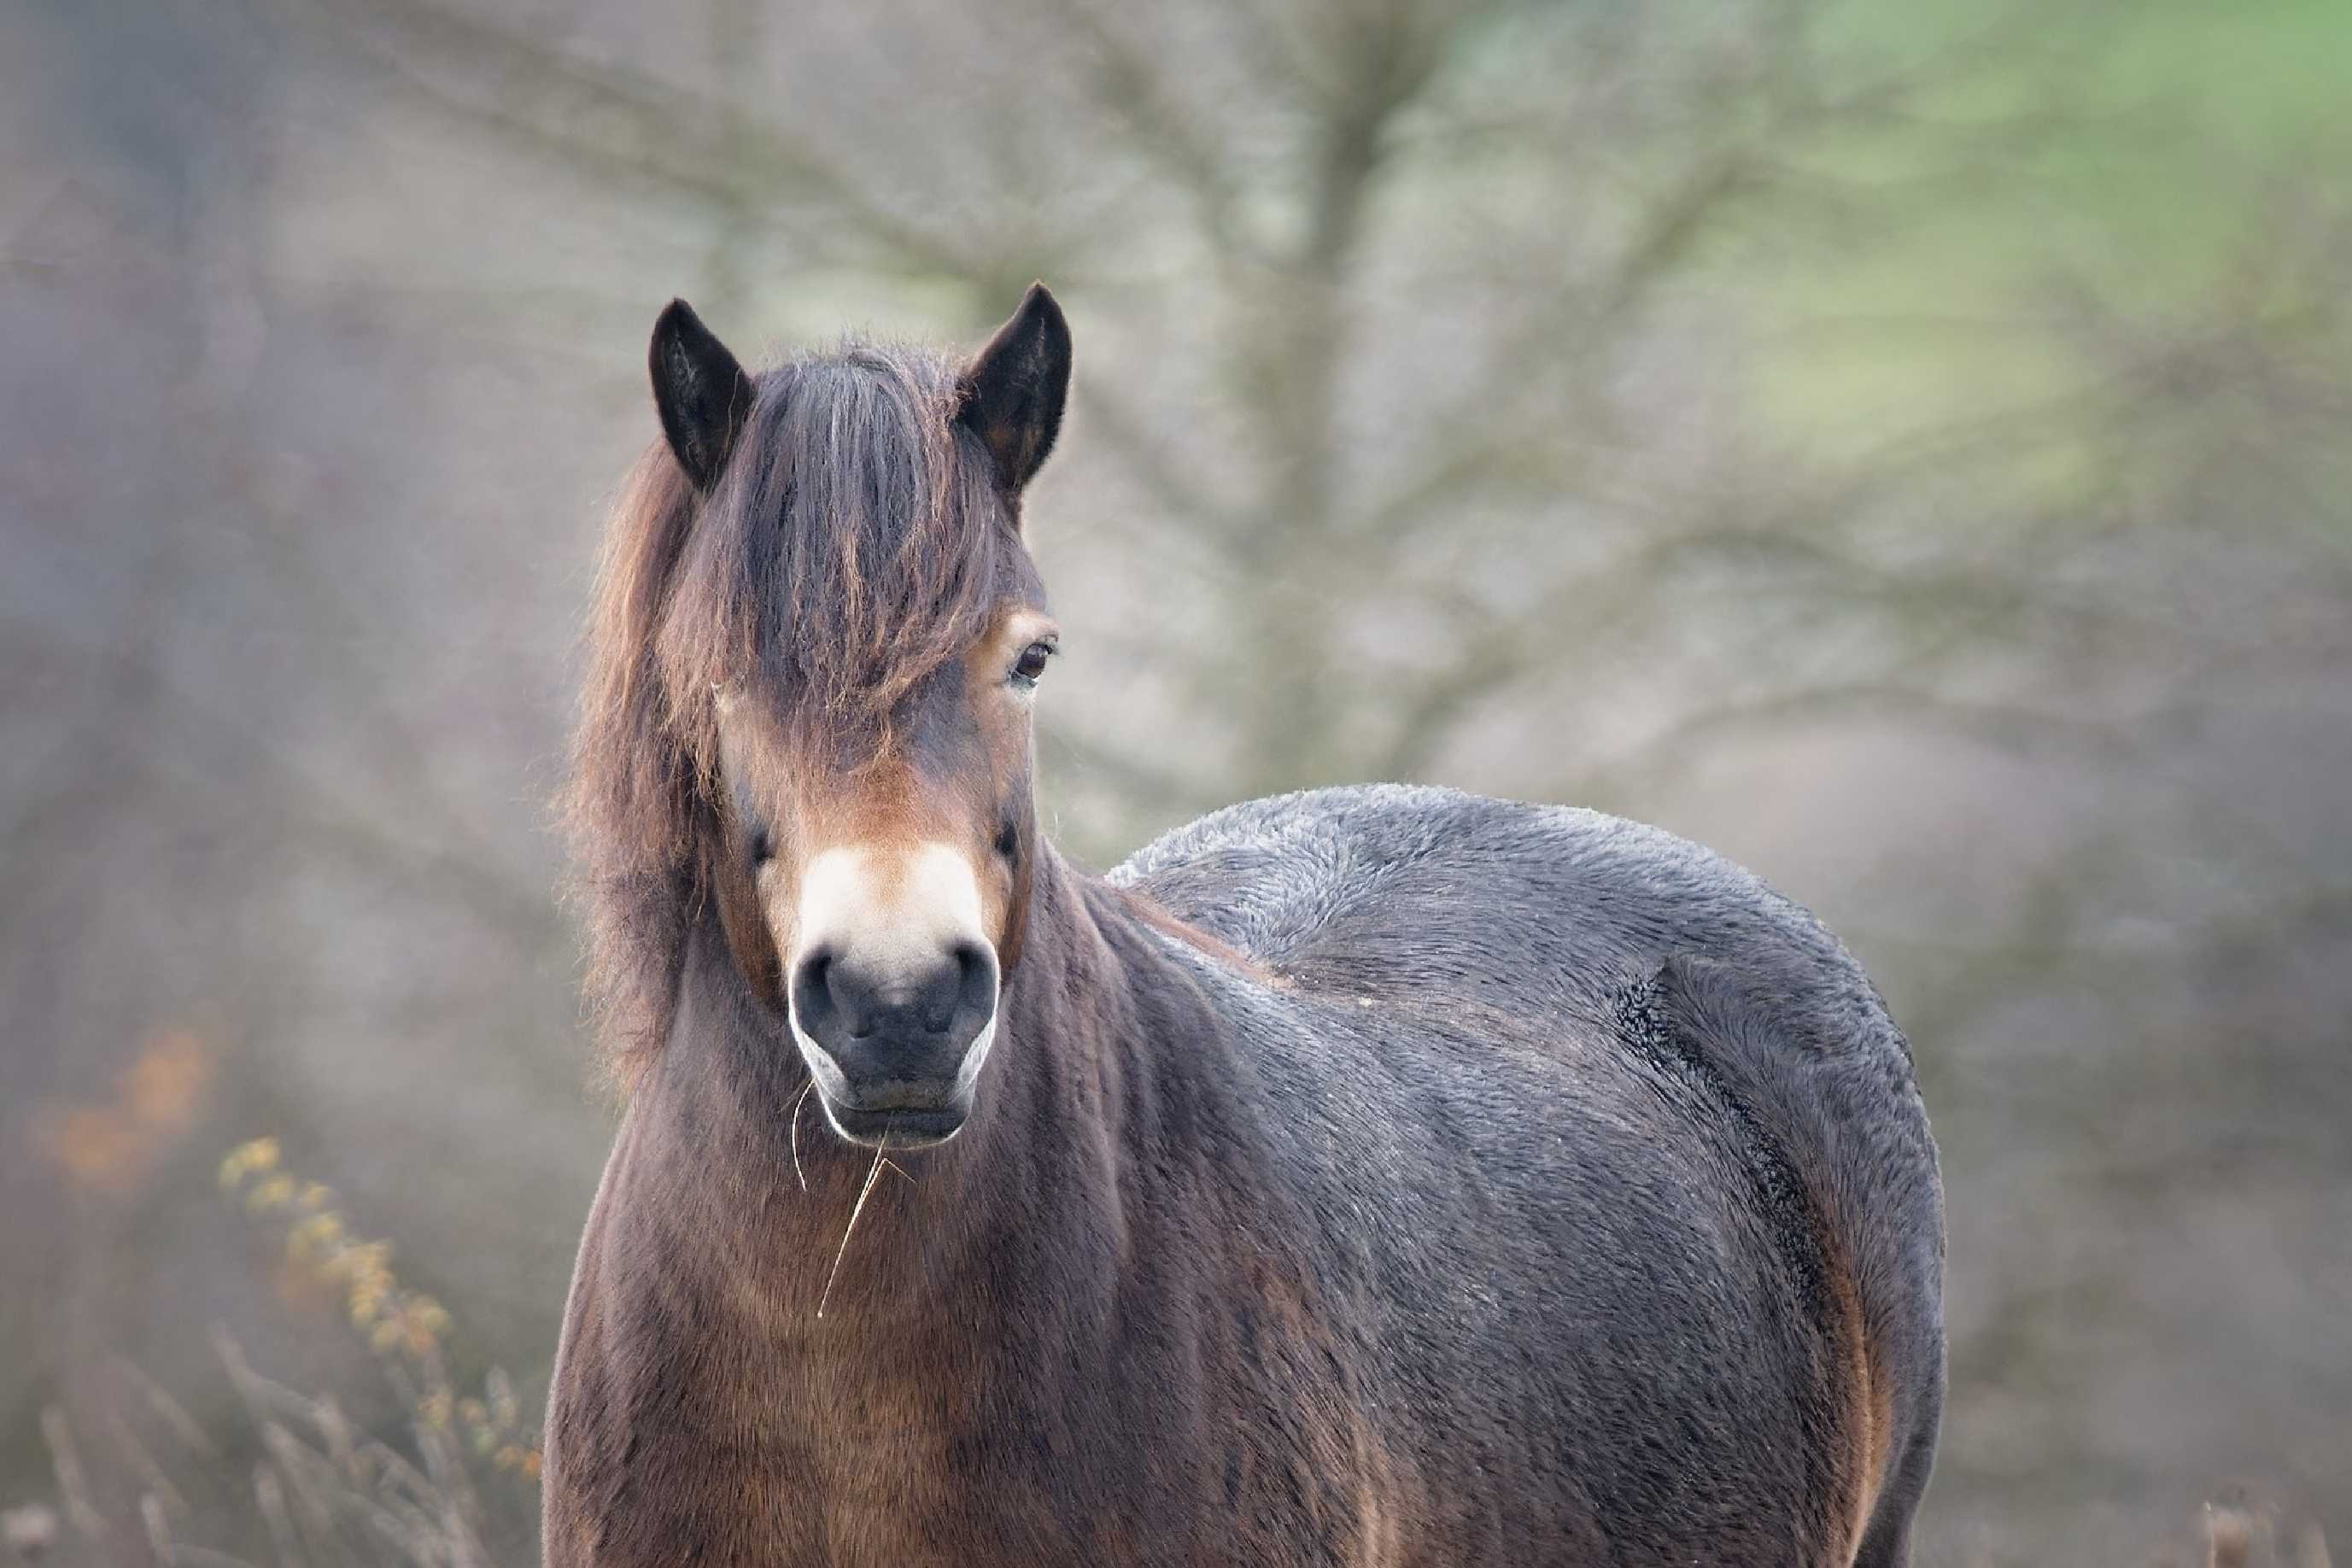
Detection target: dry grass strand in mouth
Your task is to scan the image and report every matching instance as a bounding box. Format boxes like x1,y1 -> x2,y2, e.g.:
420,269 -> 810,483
816,1127 -> 891,1321
789,1082 -> 813,1194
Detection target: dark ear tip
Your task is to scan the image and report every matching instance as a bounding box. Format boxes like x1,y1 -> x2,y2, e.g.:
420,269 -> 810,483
1022,282 -> 1067,329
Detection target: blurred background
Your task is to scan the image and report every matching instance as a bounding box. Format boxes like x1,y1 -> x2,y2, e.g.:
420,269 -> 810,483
3,0 -> 2348,1561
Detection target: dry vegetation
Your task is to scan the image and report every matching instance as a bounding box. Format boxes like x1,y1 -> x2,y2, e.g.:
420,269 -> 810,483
7,1142 -> 539,1568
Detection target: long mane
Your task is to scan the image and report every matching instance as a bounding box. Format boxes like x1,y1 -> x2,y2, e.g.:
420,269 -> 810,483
563,339 -> 1017,1081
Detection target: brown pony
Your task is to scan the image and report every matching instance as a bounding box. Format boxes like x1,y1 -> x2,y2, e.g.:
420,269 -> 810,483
544,286 -> 1946,1566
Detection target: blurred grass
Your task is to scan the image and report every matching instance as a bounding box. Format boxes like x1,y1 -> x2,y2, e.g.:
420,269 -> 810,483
11,1141 -> 540,1567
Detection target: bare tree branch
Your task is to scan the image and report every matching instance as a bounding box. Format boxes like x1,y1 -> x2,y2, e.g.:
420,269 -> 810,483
281,0 -> 986,278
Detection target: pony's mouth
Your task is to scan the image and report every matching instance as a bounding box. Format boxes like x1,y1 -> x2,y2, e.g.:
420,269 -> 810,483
790,1004 -> 997,1153
815,1093 -> 970,1151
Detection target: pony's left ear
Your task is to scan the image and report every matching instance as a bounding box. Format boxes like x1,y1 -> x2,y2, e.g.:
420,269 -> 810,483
650,298 -> 757,493
958,283 -> 1071,496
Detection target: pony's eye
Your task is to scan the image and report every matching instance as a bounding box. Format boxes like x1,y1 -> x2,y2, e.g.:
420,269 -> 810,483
1009,641 -> 1055,686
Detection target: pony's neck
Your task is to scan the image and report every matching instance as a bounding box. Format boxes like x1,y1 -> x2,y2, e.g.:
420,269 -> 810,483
638,845 -> 1203,1331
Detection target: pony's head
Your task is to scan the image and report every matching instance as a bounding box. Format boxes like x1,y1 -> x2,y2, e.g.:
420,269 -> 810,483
570,287 -> 1071,1149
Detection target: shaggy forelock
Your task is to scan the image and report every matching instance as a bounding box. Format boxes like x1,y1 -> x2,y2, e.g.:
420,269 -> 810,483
657,339 -> 1015,762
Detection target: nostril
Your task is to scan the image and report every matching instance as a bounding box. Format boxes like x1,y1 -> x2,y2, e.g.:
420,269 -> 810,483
791,948 -> 838,1033
952,941 -> 998,1011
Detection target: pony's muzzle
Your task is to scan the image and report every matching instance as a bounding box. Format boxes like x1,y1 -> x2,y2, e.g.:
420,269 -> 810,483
789,940 -> 999,1148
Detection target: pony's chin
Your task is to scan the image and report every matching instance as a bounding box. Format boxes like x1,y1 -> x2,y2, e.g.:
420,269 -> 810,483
816,1095 -> 970,1151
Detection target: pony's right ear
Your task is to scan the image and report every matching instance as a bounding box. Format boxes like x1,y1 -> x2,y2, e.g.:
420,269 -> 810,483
649,299 -> 756,492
